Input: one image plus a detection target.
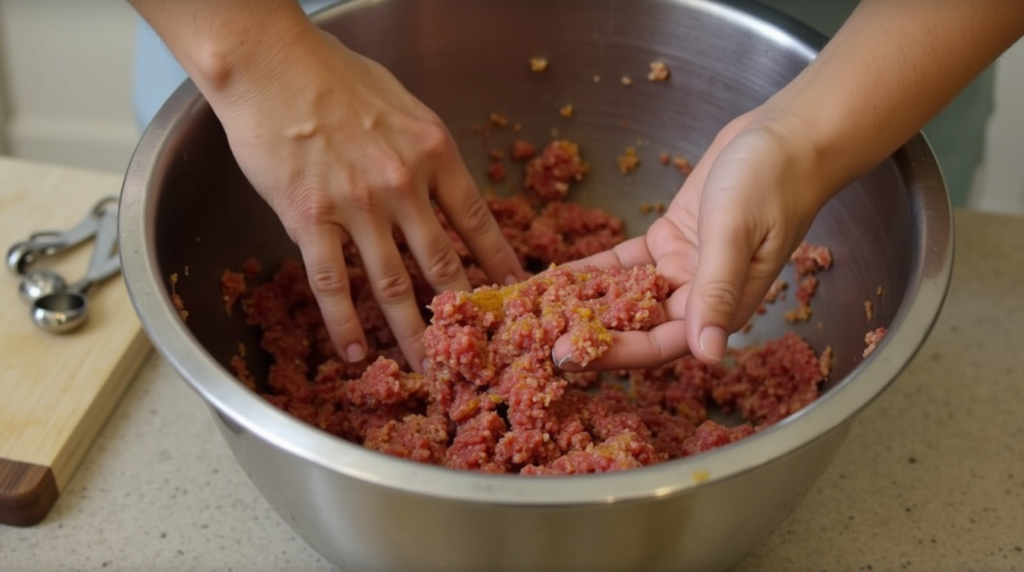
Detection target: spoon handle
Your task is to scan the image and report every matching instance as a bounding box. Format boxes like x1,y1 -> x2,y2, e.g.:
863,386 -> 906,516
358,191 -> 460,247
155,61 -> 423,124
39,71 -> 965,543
67,208 -> 121,295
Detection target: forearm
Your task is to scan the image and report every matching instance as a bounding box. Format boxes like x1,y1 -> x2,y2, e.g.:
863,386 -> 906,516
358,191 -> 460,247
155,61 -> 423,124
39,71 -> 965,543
128,0 -> 316,98
767,0 -> 1024,202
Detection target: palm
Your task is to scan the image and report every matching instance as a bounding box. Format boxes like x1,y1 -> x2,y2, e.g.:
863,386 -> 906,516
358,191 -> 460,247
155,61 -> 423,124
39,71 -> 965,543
557,113 -> 825,370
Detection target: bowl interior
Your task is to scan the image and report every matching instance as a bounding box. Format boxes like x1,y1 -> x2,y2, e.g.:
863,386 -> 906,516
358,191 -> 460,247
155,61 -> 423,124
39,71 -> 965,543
150,0 -> 925,393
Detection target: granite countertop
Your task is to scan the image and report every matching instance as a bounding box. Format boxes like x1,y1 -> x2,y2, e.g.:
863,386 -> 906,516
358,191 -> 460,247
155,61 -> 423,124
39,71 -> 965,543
2,208 -> 1022,571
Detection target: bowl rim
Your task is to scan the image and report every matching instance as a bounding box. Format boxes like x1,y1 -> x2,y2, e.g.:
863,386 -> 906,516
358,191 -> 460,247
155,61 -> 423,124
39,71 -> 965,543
118,0 -> 954,506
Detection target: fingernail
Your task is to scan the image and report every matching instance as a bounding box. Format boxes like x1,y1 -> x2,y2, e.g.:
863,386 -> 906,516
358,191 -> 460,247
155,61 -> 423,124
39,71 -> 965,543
421,358 -> 431,374
699,326 -> 727,363
504,274 -> 519,286
345,343 -> 366,363
551,349 -> 575,368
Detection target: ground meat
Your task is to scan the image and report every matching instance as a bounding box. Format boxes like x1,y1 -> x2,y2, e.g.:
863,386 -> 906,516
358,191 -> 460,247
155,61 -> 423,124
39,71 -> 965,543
487,162 -> 506,182
489,113 -> 509,128
215,136 -> 842,476
791,242 -> 833,275
784,242 -> 833,322
510,140 -> 537,161
617,147 -> 640,175
524,140 -> 589,200
713,332 -> 824,426
169,272 -> 189,321
648,61 -> 670,82
863,326 -> 887,357
672,155 -> 693,175
222,254 -> 831,474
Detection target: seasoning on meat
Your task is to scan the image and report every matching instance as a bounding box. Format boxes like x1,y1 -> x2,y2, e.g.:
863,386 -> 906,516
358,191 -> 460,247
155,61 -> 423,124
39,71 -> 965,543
616,147 -> 641,175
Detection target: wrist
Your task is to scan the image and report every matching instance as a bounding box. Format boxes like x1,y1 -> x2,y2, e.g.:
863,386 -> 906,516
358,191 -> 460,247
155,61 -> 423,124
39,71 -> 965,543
134,0 -> 318,100
735,104 -> 841,212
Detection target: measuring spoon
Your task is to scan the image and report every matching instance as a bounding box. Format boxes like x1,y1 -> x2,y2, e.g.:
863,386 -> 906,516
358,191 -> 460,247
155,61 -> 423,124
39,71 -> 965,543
18,268 -> 69,304
6,195 -> 118,275
30,208 -> 121,334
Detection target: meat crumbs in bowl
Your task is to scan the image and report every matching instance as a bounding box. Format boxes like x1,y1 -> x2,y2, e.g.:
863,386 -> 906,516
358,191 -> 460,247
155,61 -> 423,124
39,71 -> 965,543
204,136 -> 851,476
121,1 -> 952,571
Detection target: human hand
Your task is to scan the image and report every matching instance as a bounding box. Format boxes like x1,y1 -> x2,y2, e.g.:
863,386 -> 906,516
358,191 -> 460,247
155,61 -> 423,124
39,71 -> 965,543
207,29 -> 526,372
552,109 -> 831,369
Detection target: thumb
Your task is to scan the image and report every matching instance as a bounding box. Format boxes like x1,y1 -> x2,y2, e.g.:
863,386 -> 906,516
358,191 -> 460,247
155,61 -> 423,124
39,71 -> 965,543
686,210 -> 759,364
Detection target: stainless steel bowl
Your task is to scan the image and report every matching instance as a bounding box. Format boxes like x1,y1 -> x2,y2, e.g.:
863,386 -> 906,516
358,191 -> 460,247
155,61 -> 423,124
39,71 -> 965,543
119,0 -> 953,570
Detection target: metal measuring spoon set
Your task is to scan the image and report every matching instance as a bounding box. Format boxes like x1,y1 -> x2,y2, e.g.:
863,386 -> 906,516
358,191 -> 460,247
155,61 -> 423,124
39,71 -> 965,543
6,196 -> 122,334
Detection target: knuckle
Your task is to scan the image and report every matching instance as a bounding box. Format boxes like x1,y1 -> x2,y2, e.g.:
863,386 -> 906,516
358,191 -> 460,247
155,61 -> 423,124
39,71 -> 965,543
422,244 -> 465,286
417,120 -> 451,159
308,266 -> 351,297
698,280 -> 740,316
345,182 -> 377,212
375,271 -> 415,305
284,180 -> 334,224
458,195 -> 497,238
379,160 -> 416,197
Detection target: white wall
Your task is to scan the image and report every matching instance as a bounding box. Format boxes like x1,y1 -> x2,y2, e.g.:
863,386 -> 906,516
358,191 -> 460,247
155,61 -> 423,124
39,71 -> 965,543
0,1 -> 1021,215
0,0 -> 139,175
973,38 -> 1024,216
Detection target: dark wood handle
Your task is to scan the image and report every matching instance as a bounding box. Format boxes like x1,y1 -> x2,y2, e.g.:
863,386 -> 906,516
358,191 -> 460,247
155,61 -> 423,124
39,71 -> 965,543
0,458 -> 58,527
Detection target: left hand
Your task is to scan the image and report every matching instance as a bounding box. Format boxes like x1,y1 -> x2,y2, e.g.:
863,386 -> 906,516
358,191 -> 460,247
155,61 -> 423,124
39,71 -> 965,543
552,108 -> 829,370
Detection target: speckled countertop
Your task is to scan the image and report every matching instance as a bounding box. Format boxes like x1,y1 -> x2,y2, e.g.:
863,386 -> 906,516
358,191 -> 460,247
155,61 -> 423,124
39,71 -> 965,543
2,209 -> 1022,572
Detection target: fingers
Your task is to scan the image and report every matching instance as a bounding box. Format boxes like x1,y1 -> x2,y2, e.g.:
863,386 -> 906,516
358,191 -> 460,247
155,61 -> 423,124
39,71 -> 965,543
432,149 -> 527,286
685,209 -> 758,364
563,236 -> 655,271
552,286 -> 691,371
295,223 -> 368,363
554,321 -> 691,371
401,204 -> 473,295
350,222 -> 429,373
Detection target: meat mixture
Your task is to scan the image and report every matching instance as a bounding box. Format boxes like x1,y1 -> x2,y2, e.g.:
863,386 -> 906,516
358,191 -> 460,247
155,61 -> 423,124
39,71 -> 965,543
218,138 -> 837,476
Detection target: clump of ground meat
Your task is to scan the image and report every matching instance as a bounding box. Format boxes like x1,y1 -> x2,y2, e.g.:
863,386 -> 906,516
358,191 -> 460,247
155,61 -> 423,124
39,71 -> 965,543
648,61 -> 670,82
524,139 -> 590,200
863,326 -> 887,357
510,140 -> 537,161
617,147 -> 640,175
784,242 -> 833,322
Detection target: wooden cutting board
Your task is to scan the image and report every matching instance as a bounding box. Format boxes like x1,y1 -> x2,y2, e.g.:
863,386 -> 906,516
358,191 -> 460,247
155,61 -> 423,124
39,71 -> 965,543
0,156 -> 151,527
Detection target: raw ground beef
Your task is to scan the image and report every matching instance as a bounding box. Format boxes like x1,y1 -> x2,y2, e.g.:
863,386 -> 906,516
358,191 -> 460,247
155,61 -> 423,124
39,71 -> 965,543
218,138 -> 837,476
